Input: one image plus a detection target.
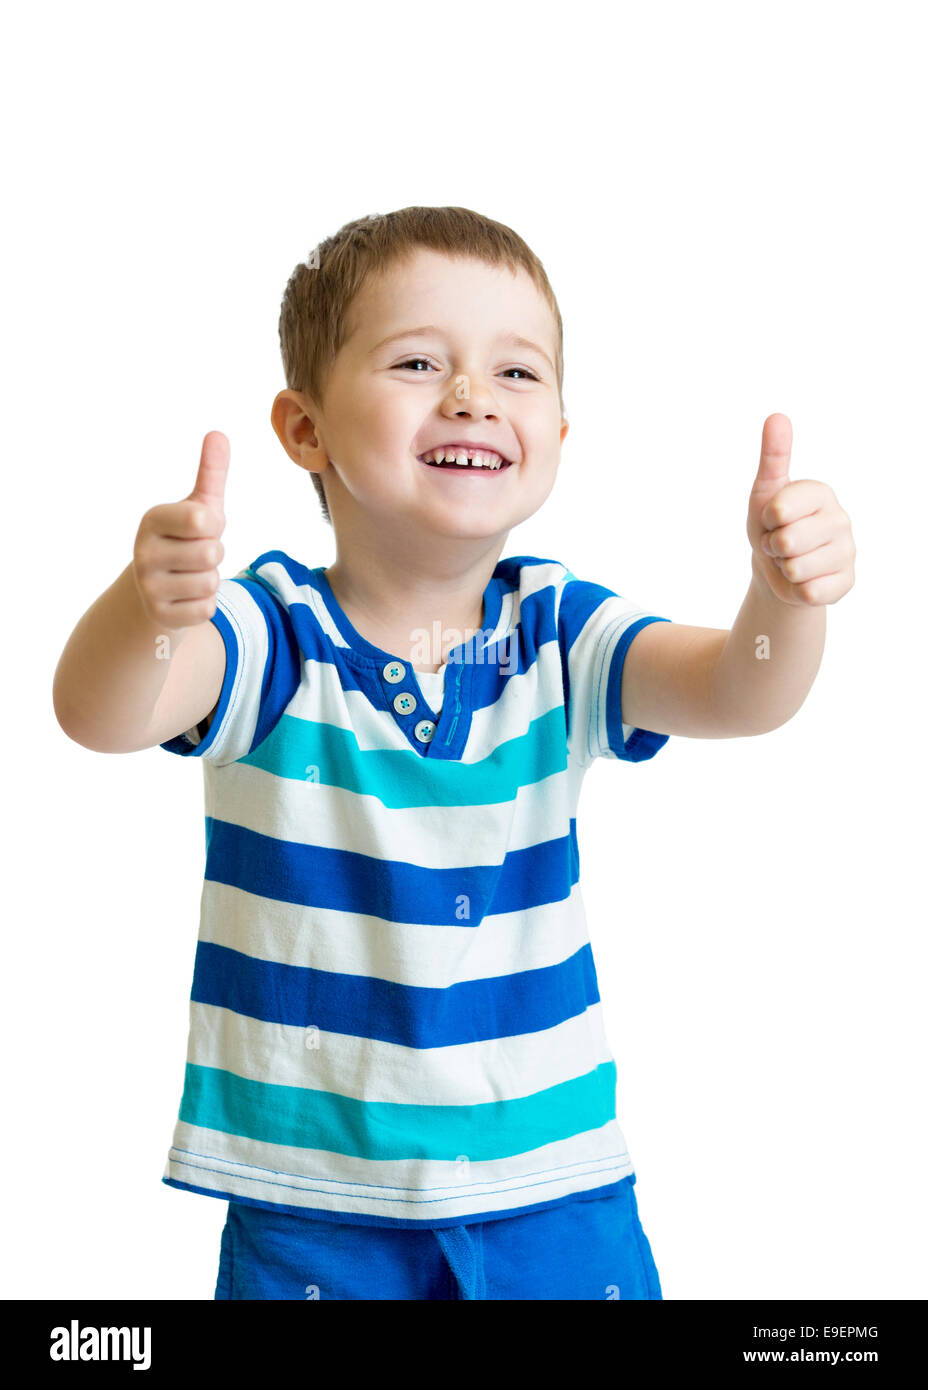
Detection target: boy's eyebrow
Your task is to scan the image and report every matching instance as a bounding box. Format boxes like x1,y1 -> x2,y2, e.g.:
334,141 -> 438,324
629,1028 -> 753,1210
369,325 -> 554,371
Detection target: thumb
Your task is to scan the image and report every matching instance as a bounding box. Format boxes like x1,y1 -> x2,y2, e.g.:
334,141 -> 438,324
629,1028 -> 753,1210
188,431 -> 230,517
753,413 -> 792,490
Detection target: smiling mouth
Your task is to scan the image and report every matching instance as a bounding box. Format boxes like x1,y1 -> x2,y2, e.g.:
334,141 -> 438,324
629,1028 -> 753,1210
417,449 -> 514,472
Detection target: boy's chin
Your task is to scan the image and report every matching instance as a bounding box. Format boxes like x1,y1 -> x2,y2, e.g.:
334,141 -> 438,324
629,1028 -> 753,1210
406,500 -> 513,539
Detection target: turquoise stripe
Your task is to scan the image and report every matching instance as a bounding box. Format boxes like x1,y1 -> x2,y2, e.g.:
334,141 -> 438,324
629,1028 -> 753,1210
180,1060 -> 617,1162
238,706 -> 568,808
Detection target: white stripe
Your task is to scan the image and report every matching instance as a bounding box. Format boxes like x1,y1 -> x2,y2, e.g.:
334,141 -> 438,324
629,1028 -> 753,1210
563,588 -> 657,765
257,558 -> 349,649
513,559 -> 567,608
197,877 -> 596,985
165,1117 -> 633,1223
185,998 -> 616,1105
466,644 -> 563,760
591,601 -> 656,758
488,586 -> 515,652
201,756 -> 575,869
201,576 -> 274,767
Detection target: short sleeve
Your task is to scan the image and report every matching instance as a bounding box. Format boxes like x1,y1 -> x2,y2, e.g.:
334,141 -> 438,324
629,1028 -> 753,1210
558,576 -> 672,767
159,569 -> 301,768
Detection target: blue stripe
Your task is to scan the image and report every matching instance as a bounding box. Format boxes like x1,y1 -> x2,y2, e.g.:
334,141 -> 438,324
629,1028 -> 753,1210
203,817 -> 580,924
558,577 -> 672,763
238,573 -> 304,754
159,575 -> 302,758
177,1058 -> 617,1161
159,603 -> 240,757
558,577 -> 617,657
604,615 -> 672,761
192,935 -> 599,1045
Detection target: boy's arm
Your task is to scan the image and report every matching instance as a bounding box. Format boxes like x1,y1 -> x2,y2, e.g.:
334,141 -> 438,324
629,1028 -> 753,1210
53,560 -> 226,754
619,577 -> 825,739
619,414 -> 855,740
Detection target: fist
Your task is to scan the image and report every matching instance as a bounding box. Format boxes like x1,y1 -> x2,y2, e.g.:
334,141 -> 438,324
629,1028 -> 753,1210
133,432 -> 230,632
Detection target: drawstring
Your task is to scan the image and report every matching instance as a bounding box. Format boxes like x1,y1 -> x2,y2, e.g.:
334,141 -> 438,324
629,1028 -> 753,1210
432,1225 -> 484,1300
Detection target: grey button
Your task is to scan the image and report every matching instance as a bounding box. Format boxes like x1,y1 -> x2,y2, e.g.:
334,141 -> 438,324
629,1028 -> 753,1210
393,691 -> 417,716
414,719 -> 435,743
383,661 -> 406,684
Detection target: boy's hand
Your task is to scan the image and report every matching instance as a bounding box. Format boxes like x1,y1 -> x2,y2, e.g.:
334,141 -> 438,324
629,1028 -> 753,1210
746,413 -> 856,606
133,431 -> 230,633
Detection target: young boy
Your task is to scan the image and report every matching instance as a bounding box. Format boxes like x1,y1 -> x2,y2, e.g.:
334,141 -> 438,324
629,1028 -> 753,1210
52,206 -> 856,1301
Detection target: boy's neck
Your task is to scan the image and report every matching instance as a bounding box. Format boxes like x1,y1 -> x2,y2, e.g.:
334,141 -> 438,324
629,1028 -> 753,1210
323,550 -> 498,670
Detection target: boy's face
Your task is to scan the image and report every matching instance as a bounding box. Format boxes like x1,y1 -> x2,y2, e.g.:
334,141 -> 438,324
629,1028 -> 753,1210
286,248 -> 568,545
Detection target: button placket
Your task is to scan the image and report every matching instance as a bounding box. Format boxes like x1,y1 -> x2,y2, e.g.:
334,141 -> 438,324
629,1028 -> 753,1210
379,658 -> 440,752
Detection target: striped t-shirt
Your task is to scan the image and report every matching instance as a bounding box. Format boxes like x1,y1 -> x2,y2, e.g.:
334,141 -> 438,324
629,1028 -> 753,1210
160,550 -> 671,1229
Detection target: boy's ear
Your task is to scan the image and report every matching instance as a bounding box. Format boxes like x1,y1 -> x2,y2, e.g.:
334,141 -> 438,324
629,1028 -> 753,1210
270,390 -> 326,474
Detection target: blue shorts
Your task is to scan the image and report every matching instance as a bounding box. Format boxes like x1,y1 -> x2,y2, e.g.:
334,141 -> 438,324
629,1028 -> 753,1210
214,1174 -> 662,1300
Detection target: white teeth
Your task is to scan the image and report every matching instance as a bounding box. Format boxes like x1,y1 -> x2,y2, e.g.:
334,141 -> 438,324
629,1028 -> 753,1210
421,447 -> 506,469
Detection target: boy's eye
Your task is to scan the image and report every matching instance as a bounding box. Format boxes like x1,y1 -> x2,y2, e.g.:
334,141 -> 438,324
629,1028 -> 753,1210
396,357 -> 539,381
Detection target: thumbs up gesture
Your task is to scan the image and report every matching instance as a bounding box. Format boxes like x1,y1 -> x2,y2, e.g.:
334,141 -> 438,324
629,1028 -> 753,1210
133,432 -> 230,632
747,414 -> 856,606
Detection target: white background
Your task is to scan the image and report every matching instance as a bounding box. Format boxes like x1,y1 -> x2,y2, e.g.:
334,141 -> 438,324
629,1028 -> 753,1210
5,0 -> 925,1300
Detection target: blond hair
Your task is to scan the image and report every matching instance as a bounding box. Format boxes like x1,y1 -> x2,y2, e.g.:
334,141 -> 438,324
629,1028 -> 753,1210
277,206 -> 565,523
